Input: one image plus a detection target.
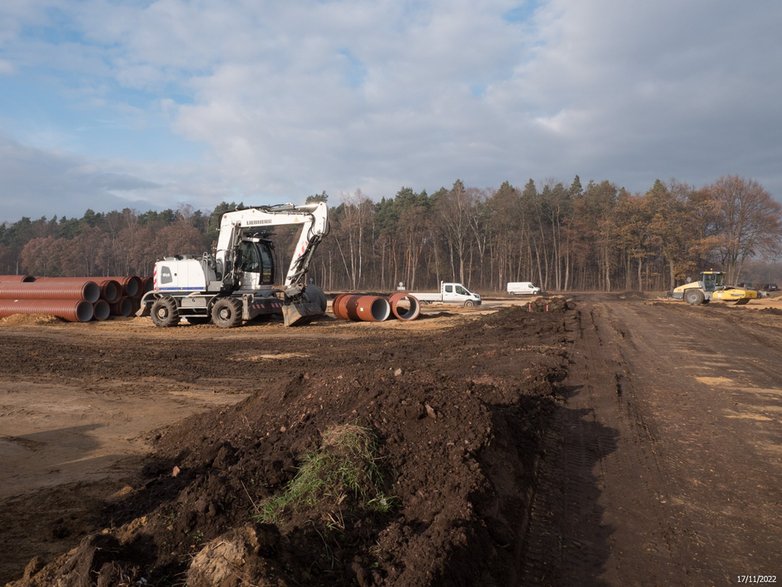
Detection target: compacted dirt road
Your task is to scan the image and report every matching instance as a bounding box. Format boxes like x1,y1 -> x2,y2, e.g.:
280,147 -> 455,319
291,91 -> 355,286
523,296 -> 782,585
0,295 -> 780,585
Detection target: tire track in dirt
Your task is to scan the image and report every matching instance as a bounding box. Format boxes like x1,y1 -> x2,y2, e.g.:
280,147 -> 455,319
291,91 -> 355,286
522,298 -> 782,585
605,302 -> 782,584
521,302 -> 707,586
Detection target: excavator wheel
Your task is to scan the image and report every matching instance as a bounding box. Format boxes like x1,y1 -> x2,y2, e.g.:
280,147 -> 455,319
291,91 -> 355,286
684,289 -> 705,305
150,296 -> 180,327
211,297 -> 243,328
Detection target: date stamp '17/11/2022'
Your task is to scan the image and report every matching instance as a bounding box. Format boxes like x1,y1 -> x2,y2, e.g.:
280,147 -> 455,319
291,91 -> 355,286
737,577 -> 776,584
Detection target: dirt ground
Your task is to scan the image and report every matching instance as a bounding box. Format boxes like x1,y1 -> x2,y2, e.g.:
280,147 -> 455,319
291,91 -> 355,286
0,294 -> 780,585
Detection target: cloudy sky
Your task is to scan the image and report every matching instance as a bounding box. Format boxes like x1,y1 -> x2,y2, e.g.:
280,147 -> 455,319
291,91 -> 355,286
1,0 -> 780,222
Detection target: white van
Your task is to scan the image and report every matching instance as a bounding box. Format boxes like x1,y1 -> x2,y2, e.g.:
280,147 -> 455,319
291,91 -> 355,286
507,281 -> 541,295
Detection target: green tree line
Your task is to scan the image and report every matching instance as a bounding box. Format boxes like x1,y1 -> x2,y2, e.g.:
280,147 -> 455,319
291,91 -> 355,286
1,175 -> 780,292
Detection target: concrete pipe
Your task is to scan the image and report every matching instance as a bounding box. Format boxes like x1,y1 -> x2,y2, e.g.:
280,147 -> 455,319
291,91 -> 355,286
98,280 -> 122,304
0,299 -> 94,322
332,293 -> 363,321
331,294 -> 390,322
387,292 -> 421,321
355,296 -> 391,321
331,293 -> 348,320
92,299 -> 111,321
110,296 -> 134,317
0,275 -> 36,282
0,280 -> 101,303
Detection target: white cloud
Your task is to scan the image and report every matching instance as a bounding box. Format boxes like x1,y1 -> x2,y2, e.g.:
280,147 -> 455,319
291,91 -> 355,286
0,0 -> 781,223
0,135 -> 162,220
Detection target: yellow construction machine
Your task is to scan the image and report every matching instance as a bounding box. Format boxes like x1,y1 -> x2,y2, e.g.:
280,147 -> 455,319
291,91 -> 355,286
672,271 -> 760,305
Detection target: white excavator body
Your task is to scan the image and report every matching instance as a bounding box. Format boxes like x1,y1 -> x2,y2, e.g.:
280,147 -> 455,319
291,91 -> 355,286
140,201 -> 329,327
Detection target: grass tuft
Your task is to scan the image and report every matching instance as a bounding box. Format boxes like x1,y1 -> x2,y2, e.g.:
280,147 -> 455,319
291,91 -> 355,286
257,424 -> 394,527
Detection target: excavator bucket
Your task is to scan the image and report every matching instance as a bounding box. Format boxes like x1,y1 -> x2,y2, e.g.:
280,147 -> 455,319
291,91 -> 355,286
282,284 -> 327,326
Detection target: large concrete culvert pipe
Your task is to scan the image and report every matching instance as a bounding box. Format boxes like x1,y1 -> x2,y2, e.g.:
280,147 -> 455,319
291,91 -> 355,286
0,299 -> 94,322
387,292 -> 421,321
356,296 -> 391,321
331,293 -> 347,319
0,280 -> 101,303
332,294 -> 391,322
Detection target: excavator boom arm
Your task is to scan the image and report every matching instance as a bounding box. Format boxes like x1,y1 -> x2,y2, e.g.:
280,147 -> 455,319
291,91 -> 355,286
215,202 -> 329,293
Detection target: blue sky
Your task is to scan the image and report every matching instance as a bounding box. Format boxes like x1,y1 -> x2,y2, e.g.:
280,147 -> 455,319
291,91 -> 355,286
1,0 -> 781,221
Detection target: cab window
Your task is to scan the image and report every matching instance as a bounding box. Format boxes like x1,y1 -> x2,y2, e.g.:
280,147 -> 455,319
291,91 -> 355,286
445,284 -> 453,293
239,241 -> 261,273
456,285 -> 467,295
259,242 -> 274,284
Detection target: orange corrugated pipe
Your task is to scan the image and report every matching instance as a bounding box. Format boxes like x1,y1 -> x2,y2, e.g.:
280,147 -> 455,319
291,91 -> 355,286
110,297 -> 134,317
93,300 -> 111,321
33,276 -> 118,301
0,299 -> 94,322
139,276 -> 153,298
35,276 -> 135,303
98,280 -> 122,304
105,276 -> 142,297
0,275 -> 35,282
0,280 -> 101,303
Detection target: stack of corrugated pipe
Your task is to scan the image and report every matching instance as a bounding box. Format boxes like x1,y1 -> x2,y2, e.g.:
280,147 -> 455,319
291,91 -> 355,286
0,274 -> 151,322
331,291 -> 421,322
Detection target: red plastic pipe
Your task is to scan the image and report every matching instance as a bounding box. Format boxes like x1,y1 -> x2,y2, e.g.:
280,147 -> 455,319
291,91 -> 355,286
0,299 -> 94,322
110,297 -> 134,317
139,276 -> 154,298
0,281 -> 100,303
98,280 -> 122,304
0,275 -> 35,282
105,276 -> 142,297
93,299 -> 111,321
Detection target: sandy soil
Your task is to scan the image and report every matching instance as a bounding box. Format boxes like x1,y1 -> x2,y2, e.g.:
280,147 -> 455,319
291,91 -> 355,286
0,294 -> 780,585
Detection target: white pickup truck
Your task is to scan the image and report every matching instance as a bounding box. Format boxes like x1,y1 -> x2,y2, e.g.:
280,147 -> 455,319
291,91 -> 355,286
409,282 -> 481,307
507,281 -> 541,295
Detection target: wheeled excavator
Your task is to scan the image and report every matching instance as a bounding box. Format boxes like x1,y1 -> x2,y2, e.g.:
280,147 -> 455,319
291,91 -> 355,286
672,270 -> 760,305
138,201 -> 329,327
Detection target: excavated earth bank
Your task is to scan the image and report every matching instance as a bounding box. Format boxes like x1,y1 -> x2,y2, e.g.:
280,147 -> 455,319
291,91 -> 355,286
7,301 -> 574,586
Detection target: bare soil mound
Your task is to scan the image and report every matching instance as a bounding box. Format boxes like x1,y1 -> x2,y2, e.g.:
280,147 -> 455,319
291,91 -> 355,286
0,313 -> 60,326
10,303 -> 576,586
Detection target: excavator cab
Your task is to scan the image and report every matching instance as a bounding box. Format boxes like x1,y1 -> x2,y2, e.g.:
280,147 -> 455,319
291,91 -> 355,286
237,238 -> 275,286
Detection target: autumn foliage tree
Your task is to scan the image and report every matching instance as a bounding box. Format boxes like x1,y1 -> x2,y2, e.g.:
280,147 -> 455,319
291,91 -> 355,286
2,175 -> 780,291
